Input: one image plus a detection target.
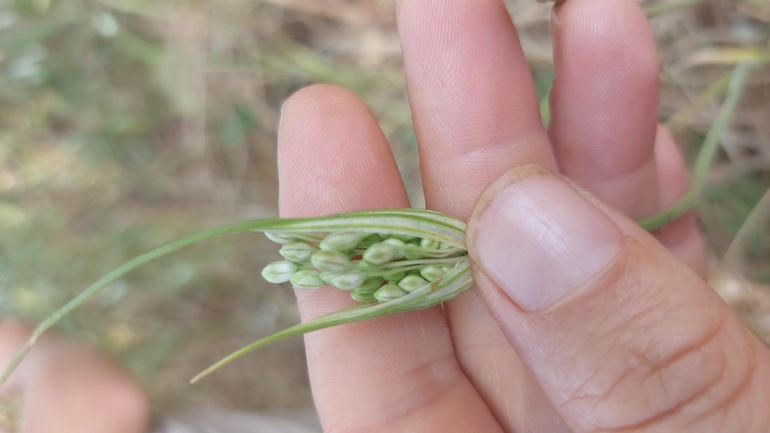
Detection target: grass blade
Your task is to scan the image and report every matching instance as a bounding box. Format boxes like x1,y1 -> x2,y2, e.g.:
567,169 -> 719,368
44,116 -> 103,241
0,209 -> 466,387
191,259 -> 473,383
639,62 -> 753,231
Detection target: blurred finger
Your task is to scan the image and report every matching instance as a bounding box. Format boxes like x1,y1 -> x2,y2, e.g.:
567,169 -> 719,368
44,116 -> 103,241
0,318 -> 148,433
549,0 -> 706,273
549,0 -> 660,220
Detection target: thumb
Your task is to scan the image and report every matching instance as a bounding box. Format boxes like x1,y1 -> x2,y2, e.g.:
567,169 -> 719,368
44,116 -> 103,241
466,165 -> 770,432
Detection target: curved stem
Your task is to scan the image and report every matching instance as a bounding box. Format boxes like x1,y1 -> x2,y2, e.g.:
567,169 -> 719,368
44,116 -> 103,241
0,219 -> 280,386
0,209 -> 467,387
191,260 -> 474,383
638,62 -> 752,231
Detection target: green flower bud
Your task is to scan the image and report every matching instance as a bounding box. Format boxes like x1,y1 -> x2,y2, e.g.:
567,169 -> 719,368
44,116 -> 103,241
419,266 -> 444,282
279,242 -> 314,263
404,249 -> 424,260
319,272 -> 336,285
320,230 -> 364,252
382,238 -> 406,259
362,242 -> 396,265
439,242 -> 452,250
440,265 -> 453,273
261,261 -> 297,284
393,234 -> 417,242
374,284 -> 408,303
351,289 -> 376,303
311,250 -> 350,272
264,231 -> 292,245
290,270 -> 325,290
356,259 -> 379,270
383,270 -> 406,283
420,238 -> 441,249
357,277 -> 385,293
360,233 -> 384,245
329,270 -> 365,291
398,274 -> 429,293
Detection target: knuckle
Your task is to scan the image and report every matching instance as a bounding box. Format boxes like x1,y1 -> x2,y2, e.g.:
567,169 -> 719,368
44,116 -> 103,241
563,298 -> 758,432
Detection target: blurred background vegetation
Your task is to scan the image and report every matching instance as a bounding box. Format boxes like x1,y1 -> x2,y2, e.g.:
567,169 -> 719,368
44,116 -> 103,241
0,0 -> 768,415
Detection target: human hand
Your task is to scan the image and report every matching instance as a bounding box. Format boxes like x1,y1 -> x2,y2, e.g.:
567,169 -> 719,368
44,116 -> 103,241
275,0 -> 770,432
0,318 -> 150,433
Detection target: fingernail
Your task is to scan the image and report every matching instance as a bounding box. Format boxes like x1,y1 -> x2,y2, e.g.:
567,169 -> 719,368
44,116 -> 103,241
469,168 -> 621,311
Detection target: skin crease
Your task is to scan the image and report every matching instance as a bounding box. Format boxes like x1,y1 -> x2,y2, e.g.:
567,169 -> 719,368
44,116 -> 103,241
1,0 -> 767,432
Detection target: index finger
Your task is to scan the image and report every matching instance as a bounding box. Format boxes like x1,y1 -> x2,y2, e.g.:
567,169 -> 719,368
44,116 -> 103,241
277,84 -> 500,432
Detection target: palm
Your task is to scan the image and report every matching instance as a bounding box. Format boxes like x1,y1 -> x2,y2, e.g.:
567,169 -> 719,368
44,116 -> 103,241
277,0 -> 706,431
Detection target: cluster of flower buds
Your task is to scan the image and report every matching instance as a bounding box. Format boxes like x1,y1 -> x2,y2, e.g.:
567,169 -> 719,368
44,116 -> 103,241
261,230 -> 467,304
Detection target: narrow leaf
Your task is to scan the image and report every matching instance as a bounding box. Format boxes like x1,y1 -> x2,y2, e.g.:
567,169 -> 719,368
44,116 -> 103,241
0,209 -> 467,387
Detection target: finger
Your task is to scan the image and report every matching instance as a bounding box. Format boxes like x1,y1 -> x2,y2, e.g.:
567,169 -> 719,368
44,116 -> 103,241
652,126 -> 708,276
397,0 -> 555,219
468,165 -> 770,432
549,0 -> 660,220
397,0 -> 568,430
277,85 -> 500,432
549,0 -> 707,274
22,345 -> 149,433
397,0 -> 567,429
0,319 -> 149,433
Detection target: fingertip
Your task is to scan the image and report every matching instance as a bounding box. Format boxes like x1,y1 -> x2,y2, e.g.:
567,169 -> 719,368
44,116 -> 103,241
278,84 -> 370,167
277,84 -> 408,218
555,0 -> 658,79
277,83 -> 410,314
279,84 -> 366,132
564,0 -> 659,106
550,0 -> 661,217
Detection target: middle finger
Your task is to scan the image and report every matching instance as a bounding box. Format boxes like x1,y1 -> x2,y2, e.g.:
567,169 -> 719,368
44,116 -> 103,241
397,0 -> 568,431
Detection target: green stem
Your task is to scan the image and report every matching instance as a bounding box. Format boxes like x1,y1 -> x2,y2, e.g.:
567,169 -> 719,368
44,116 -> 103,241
189,302 -> 382,384
0,220 -> 267,386
0,209 -> 467,387
540,90 -> 551,128
638,63 -> 752,231
191,260 -> 474,383
644,0 -> 707,18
